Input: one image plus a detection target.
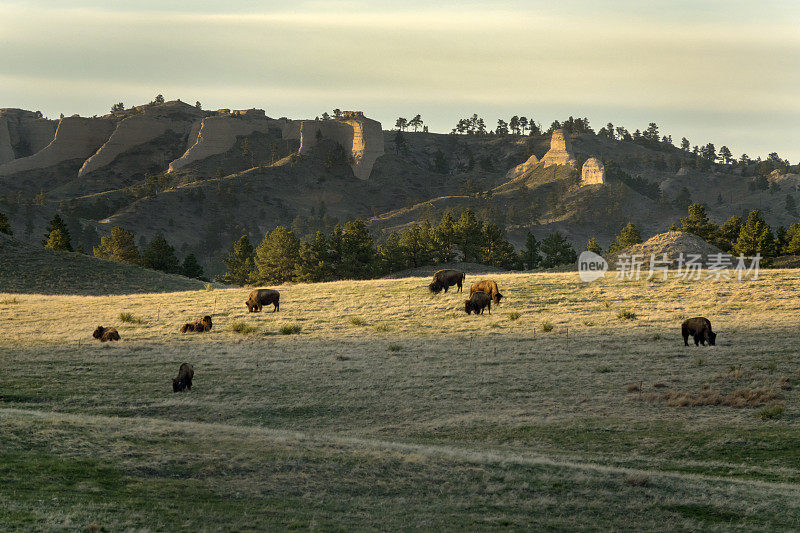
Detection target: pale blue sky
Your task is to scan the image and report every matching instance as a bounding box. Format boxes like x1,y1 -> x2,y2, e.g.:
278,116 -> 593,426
1,1 -> 798,160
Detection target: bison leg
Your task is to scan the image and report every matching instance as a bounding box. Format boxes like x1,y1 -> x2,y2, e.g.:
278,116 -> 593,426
274,302 -> 279,312
694,334 -> 701,346
683,334 -> 689,346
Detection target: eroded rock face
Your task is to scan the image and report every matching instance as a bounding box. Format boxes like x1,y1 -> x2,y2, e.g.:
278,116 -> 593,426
541,128 -> 576,168
0,117 -> 114,176
0,109 -> 58,162
505,153 -> 540,180
167,113 -> 273,173
296,112 -> 383,180
581,157 -> 605,185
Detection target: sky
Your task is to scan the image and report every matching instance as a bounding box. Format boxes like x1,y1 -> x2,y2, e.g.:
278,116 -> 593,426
1,0 -> 798,160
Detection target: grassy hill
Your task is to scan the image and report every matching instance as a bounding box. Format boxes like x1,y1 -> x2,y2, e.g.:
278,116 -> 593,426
1,271 -> 799,529
0,234 -> 205,294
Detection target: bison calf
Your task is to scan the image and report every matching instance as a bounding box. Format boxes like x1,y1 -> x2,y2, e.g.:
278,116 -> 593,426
465,291 -> 492,315
682,317 -> 716,346
429,269 -> 465,294
92,326 -> 120,342
246,288 -> 280,312
181,315 -> 213,333
470,280 -> 503,304
172,363 -> 194,392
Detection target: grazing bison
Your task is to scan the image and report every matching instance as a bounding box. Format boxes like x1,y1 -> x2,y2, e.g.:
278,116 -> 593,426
92,326 -> 120,342
470,280 -> 504,304
429,269 -> 465,294
172,363 -> 194,392
246,288 -> 280,312
465,291 -> 492,315
181,315 -> 213,333
682,317 -> 716,346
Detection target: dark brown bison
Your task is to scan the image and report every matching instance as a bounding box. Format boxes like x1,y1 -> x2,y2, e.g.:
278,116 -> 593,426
429,269 -> 465,294
246,288 -> 280,312
470,280 -> 503,304
180,315 -> 213,333
465,291 -> 492,315
172,363 -> 194,392
682,317 -> 716,346
92,326 -> 120,342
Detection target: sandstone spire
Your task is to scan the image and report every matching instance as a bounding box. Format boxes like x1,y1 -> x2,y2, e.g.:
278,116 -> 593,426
540,128 -> 576,168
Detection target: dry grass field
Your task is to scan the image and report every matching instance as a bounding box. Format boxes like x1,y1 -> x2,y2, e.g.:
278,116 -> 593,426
2,270 -> 800,530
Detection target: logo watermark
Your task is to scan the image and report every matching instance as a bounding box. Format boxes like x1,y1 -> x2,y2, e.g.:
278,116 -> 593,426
578,252 -> 761,282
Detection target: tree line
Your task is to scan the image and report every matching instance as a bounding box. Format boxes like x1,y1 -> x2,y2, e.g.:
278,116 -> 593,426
219,210 -> 579,285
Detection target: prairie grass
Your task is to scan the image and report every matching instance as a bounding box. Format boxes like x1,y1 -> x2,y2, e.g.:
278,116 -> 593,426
118,312 -> 143,324
348,316 -> 365,326
508,311 -> 521,321
617,309 -> 637,320
541,321 -> 554,332
2,270 -> 800,529
229,321 -> 258,334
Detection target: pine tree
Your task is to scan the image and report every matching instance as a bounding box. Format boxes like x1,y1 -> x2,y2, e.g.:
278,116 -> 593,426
0,211 -> 12,235
42,214 -> 72,251
481,222 -> 518,268
586,237 -> 603,255
783,223 -> 800,255
141,233 -> 181,274
608,222 -> 643,254
221,235 -> 255,285
94,226 -> 140,264
540,232 -> 577,268
785,194 -> 798,217
181,254 -> 204,279
433,212 -> 458,263
521,231 -> 540,269
339,220 -> 375,279
251,226 -> 300,284
44,228 -> 70,251
400,222 -> 435,268
454,209 -> 484,263
715,216 -> 742,252
733,210 -> 775,257
375,232 -> 406,275
294,231 -> 332,282
679,204 -> 718,243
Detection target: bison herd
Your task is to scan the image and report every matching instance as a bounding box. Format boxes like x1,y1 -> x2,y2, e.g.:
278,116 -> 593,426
88,268 -> 718,393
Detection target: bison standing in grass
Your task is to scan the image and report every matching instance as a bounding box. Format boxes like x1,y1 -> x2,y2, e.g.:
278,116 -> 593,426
246,288 -> 280,312
429,269 -> 465,294
469,280 -> 503,304
181,316 -> 213,333
682,317 -> 716,346
465,292 -> 492,315
172,363 -> 194,392
92,326 -> 120,342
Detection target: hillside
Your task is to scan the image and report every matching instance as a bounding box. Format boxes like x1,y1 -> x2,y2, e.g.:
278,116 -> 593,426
1,100 -> 797,277
0,234 -> 205,294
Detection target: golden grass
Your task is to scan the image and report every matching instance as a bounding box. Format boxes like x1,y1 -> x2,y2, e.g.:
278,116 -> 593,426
3,269 -> 800,528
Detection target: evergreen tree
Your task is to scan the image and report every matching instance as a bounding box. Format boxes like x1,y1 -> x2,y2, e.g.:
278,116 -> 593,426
375,232 -> 406,275
521,231 -> 540,269
715,215 -> 743,252
586,237 -> 603,255
608,222 -> 643,254
141,233 -> 181,274
673,187 -> 692,210
42,214 -> 72,251
251,226 -> 300,284
433,212 -> 458,263
776,225 -> 789,254
783,223 -> 800,255
540,232 -> 577,268
94,226 -> 140,264
339,220 -> 375,279
733,210 -> 775,257
181,254 -> 204,279
0,211 -> 11,235
679,203 -> 718,243
221,234 -> 255,285
400,222 -> 435,268
294,231 -> 332,282
785,194 -> 798,217
44,228 -> 70,251
481,222 -> 518,268
454,209 -> 484,262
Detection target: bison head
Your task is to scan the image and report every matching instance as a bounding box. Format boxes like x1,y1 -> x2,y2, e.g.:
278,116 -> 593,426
92,326 -> 104,339
246,300 -> 256,312
464,300 -> 473,314
201,316 -> 212,330
429,281 -> 443,294
493,292 -> 504,304
708,331 -> 717,346
173,378 -> 183,392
